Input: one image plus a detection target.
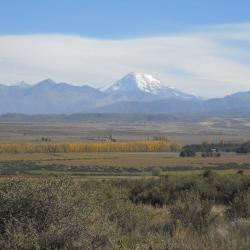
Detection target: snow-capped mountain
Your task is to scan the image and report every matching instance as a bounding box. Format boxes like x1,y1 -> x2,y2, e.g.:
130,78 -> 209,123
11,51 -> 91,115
106,72 -> 197,100
0,72 -> 249,115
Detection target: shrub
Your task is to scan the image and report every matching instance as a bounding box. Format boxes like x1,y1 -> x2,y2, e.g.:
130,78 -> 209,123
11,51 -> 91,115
237,170 -> 244,175
169,192 -> 217,232
129,180 -> 169,207
0,177 -> 114,249
202,169 -> 216,179
180,149 -> 196,157
227,190 -> 250,219
152,167 -> 162,176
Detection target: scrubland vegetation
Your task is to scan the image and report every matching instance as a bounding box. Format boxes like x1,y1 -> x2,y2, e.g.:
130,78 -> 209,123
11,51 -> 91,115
0,174 -> 249,249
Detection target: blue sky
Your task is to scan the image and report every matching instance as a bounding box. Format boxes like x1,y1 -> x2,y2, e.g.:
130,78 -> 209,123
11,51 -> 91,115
0,1 -> 250,97
1,0 -> 250,38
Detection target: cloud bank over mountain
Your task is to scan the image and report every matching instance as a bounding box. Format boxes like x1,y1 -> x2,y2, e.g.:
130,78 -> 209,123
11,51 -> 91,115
0,22 -> 250,98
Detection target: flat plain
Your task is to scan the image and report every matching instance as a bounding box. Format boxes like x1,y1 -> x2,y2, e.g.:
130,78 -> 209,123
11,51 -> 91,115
0,114 -> 249,177
0,115 -> 250,144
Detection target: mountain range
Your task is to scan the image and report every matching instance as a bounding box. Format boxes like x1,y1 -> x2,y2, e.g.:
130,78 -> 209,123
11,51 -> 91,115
0,72 -> 249,116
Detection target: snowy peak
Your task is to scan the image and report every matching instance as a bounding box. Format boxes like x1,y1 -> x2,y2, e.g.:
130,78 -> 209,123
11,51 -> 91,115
107,72 -> 163,93
107,72 -> 197,100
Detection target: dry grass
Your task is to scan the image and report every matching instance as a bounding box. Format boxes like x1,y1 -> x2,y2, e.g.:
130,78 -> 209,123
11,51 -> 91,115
1,116 -> 250,144
0,152 -> 249,168
0,151 -> 249,179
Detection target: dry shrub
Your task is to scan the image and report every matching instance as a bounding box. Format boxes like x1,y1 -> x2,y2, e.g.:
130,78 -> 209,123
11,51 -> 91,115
0,177 -> 117,249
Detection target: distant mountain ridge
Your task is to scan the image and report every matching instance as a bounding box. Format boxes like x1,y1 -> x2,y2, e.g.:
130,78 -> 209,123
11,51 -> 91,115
0,72 -> 250,115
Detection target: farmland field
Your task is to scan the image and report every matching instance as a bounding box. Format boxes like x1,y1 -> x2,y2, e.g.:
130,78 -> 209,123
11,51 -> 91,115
0,152 -> 249,177
0,115 -> 250,177
0,151 -> 250,168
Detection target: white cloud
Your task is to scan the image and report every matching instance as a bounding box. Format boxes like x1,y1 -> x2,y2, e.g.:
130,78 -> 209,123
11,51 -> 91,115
0,22 -> 250,98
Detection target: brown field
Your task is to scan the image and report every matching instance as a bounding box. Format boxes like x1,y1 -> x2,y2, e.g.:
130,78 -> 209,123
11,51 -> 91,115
0,151 -> 249,168
0,151 -> 249,178
0,116 -> 250,144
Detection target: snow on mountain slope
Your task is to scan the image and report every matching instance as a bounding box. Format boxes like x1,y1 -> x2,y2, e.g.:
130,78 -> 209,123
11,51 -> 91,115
108,72 -> 162,93
106,72 -> 197,100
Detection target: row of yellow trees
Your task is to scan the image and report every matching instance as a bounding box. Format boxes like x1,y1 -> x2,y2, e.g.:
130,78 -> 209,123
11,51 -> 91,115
0,141 -> 181,154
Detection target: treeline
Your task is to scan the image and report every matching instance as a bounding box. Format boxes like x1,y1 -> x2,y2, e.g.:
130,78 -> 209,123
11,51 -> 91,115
152,135 -> 168,141
0,140 -> 181,154
182,141 -> 250,154
236,141 -> 250,153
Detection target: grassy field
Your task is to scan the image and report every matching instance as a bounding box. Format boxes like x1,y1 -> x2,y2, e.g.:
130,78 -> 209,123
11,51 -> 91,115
0,151 -> 250,167
0,151 -> 249,177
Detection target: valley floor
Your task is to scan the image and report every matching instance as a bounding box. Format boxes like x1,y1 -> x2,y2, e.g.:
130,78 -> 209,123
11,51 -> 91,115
0,116 -> 249,249
1,115 -> 250,144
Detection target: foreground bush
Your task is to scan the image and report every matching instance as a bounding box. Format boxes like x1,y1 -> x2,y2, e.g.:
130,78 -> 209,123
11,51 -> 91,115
227,190 -> 250,219
0,177 -> 117,249
0,175 -> 249,249
169,192 -> 217,232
